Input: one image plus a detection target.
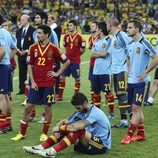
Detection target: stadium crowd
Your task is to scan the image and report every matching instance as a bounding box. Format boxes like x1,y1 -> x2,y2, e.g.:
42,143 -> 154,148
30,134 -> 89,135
1,1 -> 158,157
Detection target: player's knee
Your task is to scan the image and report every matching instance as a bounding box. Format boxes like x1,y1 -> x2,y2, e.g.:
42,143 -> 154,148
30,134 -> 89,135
24,104 -> 33,115
117,94 -> 127,105
132,105 -> 141,113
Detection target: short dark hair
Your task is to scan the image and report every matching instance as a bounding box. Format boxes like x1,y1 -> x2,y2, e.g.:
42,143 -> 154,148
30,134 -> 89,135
37,25 -> 51,37
0,14 -> 4,25
92,21 -> 98,26
36,11 -> 48,24
98,21 -> 108,36
68,19 -> 78,26
128,19 -> 143,32
71,92 -> 88,106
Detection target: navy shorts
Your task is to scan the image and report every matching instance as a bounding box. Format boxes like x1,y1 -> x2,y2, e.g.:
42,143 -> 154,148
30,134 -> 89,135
61,64 -> 80,78
27,87 -> 55,106
93,74 -> 111,93
154,68 -> 158,80
113,72 -> 127,95
74,135 -> 107,154
128,82 -> 146,106
0,65 -> 12,94
88,66 -> 94,81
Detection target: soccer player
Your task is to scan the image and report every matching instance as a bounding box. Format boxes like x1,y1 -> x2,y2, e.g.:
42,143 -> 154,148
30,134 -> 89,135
24,11 -> 59,123
88,21 -> 100,103
121,19 -> 158,144
106,16 -> 132,128
147,65 -> 158,105
23,92 -> 111,157
147,39 -> 158,105
11,25 -> 70,141
91,22 -> 115,119
2,18 -> 17,102
0,14 -> 17,134
57,19 -> 86,101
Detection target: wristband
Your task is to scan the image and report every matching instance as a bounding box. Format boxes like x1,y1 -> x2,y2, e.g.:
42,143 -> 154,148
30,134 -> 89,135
59,125 -> 67,131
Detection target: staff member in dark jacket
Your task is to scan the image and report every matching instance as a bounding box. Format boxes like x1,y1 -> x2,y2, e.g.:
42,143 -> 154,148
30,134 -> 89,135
16,14 -> 35,94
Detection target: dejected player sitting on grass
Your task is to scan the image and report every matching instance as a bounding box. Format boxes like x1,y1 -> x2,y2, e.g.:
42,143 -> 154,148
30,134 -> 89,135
23,92 -> 111,157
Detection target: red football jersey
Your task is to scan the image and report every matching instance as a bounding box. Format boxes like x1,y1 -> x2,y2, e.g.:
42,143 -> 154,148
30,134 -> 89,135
88,35 -> 100,67
27,42 -> 68,87
63,33 -> 86,64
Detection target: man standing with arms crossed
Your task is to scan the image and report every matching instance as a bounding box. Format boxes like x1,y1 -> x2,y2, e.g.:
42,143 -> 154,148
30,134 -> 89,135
106,16 -> 132,127
11,25 -> 70,141
121,19 -> 158,144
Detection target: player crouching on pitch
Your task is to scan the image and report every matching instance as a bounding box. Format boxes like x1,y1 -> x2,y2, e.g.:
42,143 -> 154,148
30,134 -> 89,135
23,92 -> 111,157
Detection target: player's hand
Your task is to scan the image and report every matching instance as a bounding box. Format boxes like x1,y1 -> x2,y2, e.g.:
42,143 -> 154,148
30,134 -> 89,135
52,126 -> 60,133
139,71 -> 147,81
47,71 -> 59,78
31,81 -> 38,91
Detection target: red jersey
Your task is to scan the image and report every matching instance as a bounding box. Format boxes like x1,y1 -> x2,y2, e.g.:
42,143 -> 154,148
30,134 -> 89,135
27,42 -> 68,87
88,35 -> 100,67
63,33 -> 86,64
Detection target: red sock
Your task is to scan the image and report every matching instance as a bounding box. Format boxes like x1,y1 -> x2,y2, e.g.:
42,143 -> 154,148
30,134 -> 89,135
137,122 -> 145,137
20,121 -> 28,136
93,93 -> 101,108
30,109 -> 36,117
42,121 -> 51,135
24,85 -> 28,97
42,112 -> 46,117
90,82 -> 94,102
127,123 -> 137,137
42,135 -> 61,149
0,113 -> 6,130
74,79 -> 80,94
58,78 -> 65,98
106,93 -> 114,113
5,112 -> 11,127
53,129 -> 86,152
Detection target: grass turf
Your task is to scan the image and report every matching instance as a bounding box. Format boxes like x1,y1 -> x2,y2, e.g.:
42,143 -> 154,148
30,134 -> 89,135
0,49 -> 157,158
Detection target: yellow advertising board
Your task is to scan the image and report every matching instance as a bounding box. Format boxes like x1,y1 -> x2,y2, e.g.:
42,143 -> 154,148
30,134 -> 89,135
60,34 -> 158,48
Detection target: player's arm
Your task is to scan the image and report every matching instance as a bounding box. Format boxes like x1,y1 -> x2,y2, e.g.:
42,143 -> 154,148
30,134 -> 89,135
127,56 -> 130,73
54,120 -> 90,133
91,50 -> 108,58
80,47 -> 85,55
139,54 -> 158,81
0,46 -> 5,62
27,64 -> 38,91
47,58 -> 70,78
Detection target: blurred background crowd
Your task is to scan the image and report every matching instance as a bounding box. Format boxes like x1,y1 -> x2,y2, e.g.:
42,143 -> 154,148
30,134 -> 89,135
1,0 -> 158,34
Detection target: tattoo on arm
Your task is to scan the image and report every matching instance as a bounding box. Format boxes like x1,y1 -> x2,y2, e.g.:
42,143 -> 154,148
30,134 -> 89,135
82,120 -> 91,127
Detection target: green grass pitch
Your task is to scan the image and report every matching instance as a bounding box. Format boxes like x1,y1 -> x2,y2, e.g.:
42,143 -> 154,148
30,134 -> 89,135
0,48 -> 157,158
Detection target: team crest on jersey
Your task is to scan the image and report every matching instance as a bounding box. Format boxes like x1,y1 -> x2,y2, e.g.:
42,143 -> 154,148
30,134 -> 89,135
48,51 -> 53,60
136,47 -> 141,54
113,41 -> 117,47
102,43 -> 106,48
